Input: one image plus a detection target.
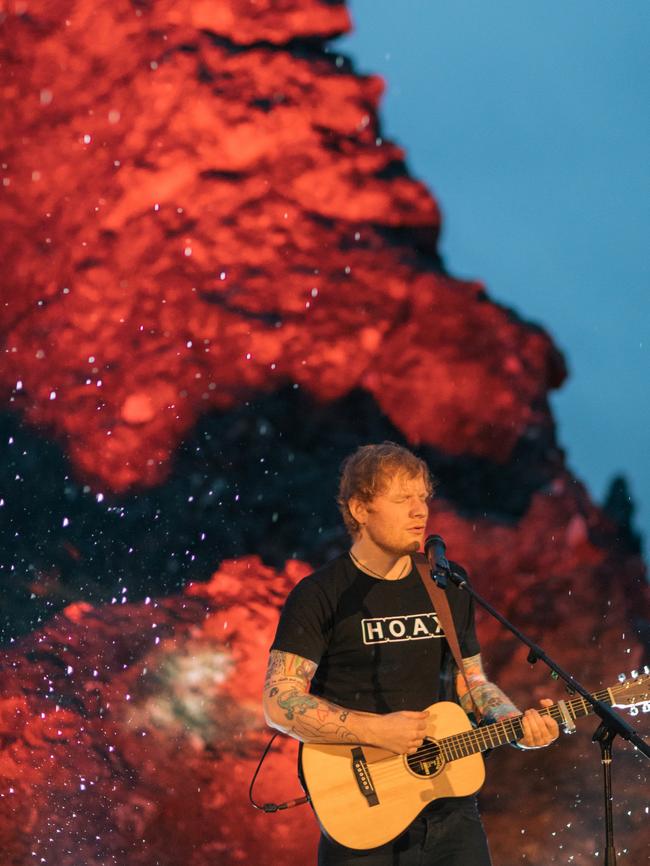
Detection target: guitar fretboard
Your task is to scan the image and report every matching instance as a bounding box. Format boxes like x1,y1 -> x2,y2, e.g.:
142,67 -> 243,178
439,688 -> 612,761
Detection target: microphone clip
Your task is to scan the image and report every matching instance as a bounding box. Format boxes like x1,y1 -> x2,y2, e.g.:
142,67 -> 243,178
432,563 -> 449,589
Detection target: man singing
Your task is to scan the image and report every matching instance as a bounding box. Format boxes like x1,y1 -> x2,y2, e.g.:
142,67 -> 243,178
263,442 -> 558,865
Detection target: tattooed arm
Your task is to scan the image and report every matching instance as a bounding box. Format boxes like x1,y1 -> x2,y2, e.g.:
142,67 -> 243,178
455,653 -> 520,722
262,650 -> 429,754
456,653 -> 559,749
263,650 -> 364,744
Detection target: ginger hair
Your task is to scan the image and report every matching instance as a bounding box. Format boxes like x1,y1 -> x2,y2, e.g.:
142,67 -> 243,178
337,442 -> 435,537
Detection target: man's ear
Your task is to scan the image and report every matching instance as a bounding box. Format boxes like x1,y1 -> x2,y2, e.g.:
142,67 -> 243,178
348,497 -> 367,527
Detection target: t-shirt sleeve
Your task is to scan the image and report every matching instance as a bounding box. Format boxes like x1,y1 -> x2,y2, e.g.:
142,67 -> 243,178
459,595 -> 481,658
450,563 -> 481,659
270,576 -> 333,665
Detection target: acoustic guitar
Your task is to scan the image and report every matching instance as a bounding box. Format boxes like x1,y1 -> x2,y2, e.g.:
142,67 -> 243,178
299,673 -> 649,850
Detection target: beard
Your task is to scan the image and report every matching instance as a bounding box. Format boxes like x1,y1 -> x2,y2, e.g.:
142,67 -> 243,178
371,529 -> 422,557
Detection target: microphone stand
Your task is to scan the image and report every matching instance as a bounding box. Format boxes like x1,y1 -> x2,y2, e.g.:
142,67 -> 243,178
435,561 -> 650,866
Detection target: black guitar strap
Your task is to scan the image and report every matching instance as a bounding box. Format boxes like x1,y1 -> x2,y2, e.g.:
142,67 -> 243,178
412,552 -> 482,722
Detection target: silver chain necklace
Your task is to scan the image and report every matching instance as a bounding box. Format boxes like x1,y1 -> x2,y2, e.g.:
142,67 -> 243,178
349,550 -> 410,581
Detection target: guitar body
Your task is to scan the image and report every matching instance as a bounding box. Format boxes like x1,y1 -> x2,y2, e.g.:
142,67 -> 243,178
299,701 -> 485,850
295,674 -> 649,851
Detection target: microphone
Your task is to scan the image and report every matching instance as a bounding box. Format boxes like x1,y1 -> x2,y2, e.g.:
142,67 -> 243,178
424,534 -> 450,589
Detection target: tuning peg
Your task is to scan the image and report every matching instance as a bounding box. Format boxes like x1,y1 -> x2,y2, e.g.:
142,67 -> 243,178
631,669 -> 639,679
644,666 -> 650,676
643,702 -> 650,714
618,673 -> 627,683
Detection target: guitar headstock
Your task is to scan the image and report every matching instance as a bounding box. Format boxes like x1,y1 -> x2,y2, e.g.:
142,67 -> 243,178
612,668 -> 650,715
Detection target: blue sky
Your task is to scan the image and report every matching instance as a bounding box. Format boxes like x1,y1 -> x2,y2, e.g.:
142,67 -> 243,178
337,0 -> 650,546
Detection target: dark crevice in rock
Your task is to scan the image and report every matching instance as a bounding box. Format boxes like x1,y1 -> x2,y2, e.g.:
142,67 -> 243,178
602,474 -> 643,554
200,32 -> 351,64
1,387 -> 571,642
374,225 -> 445,268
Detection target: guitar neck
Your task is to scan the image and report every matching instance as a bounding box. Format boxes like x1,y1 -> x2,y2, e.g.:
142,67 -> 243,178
440,687 -> 614,760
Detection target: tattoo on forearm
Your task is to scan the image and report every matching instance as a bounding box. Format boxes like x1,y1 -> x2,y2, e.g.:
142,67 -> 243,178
277,688 -> 319,720
264,650 -> 361,744
456,653 -> 519,721
284,696 -> 361,743
460,683 -> 519,721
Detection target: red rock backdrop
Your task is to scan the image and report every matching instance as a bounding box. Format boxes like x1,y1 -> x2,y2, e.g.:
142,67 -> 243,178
0,1 -> 647,864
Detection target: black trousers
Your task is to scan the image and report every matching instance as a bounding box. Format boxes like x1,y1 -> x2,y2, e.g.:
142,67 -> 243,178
317,797 -> 492,866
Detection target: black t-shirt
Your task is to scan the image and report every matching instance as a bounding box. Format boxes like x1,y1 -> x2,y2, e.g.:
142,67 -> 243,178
271,554 -> 480,714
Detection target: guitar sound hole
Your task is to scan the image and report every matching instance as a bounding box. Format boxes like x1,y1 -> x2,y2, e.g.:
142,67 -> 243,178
406,738 -> 444,777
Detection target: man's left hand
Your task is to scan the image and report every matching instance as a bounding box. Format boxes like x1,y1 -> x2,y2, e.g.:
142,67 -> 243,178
518,699 -> 559,749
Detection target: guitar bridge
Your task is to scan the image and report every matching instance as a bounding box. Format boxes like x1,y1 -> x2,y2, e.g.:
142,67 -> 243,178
351,747 -> 379,806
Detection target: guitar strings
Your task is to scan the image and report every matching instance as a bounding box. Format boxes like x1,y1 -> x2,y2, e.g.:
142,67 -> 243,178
315,685 -> 642,791
398,686 -> 620,765
356,686 -> 630,785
